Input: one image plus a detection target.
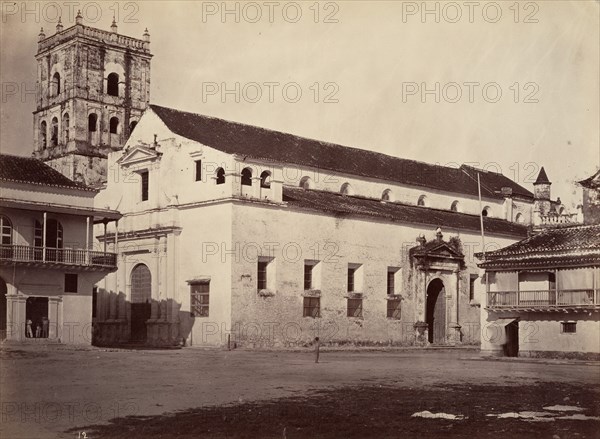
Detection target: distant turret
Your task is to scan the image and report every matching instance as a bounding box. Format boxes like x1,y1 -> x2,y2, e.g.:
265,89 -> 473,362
533,167 -> 552,219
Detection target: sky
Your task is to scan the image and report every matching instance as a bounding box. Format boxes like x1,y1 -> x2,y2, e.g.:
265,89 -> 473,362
1,0 -> 599,208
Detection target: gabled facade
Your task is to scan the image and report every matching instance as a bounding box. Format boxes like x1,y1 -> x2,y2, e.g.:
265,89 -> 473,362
0,154 -> 120,343
93,105 -> 533,348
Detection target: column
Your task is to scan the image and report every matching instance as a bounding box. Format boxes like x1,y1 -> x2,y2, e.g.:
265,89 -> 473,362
6,285 -> 26,341
48,296 -> 62,342
159,236 -> 169,344
42,211 -> 47,261
413,266 -> 429,346
85,216 -> 90,264
449,269 -> 462,345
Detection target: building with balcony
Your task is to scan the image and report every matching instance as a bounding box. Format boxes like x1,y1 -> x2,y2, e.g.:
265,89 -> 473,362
92,104 -> 536,348
0,154 -> 120,343
478,222 -> 600,358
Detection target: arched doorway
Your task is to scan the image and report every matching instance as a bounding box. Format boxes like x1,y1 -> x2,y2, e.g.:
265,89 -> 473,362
426,279 -> 446,344
0,277 -> 7,340
130,264 -> 151,342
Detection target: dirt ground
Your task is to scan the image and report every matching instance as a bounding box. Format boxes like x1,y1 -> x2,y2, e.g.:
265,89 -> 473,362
1,346 -> 599,439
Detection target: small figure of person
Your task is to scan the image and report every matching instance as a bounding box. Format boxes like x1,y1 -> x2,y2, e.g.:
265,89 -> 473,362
42,317 -> 49,338
35,322 -> 41,338
314,336 -> 320,363
26,319 -> 33,338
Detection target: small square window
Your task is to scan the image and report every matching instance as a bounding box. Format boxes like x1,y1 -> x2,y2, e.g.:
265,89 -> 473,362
561,322 -> 576,334
347,298 -> 363,318
387,299 -> 401,319
65,274 -> 78,293
195,160 -> 202,182
191,283 -> 209,317
303,297 -> 320,318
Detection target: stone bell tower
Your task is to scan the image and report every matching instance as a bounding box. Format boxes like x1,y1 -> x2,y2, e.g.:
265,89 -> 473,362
32,12 -> 152,187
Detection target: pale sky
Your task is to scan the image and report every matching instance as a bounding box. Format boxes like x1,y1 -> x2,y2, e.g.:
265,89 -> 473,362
1,1 -> 598,207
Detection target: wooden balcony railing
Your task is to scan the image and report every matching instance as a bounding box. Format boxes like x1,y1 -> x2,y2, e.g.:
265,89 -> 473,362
487,289 -> 599,309
0,245 -> 117,269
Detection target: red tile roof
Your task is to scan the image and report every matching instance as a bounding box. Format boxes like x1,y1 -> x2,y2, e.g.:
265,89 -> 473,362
150,104 -> 533,201
0,154 -> 94,191
477,224 -> 600,269
282,187 -> 528,238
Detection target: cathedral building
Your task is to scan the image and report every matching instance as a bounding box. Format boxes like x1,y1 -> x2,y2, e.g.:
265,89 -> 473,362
8,18 -> 572,348
92,104 -> 535,347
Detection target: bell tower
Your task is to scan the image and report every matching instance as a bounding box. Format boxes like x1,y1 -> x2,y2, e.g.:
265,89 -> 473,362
32,11 -> 152,187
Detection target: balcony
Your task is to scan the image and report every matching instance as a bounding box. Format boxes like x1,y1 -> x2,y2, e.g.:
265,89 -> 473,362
0,245 -> 117,271
487,289 -> 600,312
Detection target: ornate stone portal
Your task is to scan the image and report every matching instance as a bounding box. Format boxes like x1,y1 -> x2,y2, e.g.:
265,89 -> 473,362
410,229 -> 465,346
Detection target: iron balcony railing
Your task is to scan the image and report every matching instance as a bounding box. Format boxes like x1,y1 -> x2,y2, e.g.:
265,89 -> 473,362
487,289 -> 600,308
0,245 -> 117,269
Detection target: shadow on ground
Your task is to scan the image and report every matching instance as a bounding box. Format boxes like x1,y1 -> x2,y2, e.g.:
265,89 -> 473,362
69,383 -> 600,439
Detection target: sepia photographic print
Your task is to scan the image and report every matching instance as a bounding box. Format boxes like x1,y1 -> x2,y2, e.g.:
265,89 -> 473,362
0,1 -> 599,438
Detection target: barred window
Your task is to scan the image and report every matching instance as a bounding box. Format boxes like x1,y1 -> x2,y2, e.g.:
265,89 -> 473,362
387,299 -> 401,319
304,264 -> 313,290
469,275 -> 478,301
347,298 -> 362,318
347,267 -> 356,292
303,297 -> 320,318
561,322 -> 576,334
140,171 -> 149,201
387,269 -> 396,295
257,261 -> 268,290
191,283 -> 210,317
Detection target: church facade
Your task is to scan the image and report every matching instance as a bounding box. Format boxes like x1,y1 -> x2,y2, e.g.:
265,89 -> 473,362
24,18 -> 559,348
92,105 -> 534,347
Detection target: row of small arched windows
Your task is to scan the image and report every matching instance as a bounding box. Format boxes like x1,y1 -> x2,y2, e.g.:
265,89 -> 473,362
297,181 -> 495,216
213,167 -> 272,188
49,72 -> 120,98
39,114 -> 67,149
40,113 -> 136,149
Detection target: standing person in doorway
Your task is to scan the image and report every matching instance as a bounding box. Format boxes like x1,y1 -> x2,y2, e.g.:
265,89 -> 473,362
35,321 -> 41,338
26,319 -> 33,338
314,337 -> 320,363
42,317 -> 49,338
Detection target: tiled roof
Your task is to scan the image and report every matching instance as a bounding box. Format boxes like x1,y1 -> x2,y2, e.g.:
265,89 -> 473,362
282,187 -> 528,238
150,104 -> 533,200
578,169 -> 600,189
0,154 -> 94,191
477,224 -> 600,269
